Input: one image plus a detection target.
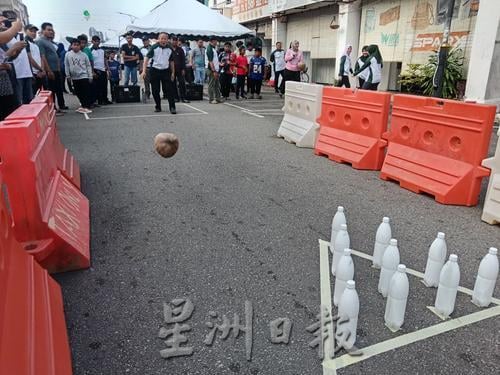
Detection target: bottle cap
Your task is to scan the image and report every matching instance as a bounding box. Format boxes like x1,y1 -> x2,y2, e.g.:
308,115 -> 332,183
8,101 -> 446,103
340,223 -> 347,230
449,254 -> 458,262
489,247 -> 498,255
397,264 -> 406,273
390,239 -> 398,246
382,217 -> 390,223
337,206 -> 344,212
346,280 -> 355,289
343,248 -> 351,256
437,232 -> 445,239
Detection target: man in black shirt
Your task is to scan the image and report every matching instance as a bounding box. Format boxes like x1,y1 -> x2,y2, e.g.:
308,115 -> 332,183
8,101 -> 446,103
120,35 -> 142,86
172,37 -> 189,103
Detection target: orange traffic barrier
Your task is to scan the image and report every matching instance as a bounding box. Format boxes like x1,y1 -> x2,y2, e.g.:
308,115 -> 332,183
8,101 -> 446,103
380,95 -> 495,206
0,115 -> 90,273
13,102 -> 81,189
0,172 -> 73,375
314,88 -> 391,170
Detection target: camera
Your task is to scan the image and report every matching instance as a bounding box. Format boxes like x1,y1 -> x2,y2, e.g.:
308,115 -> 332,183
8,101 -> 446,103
1,10 -> 17,28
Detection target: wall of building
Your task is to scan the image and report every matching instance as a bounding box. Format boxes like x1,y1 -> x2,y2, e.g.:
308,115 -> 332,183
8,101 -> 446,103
359,0 -> 479,72
0,0 -> 29,25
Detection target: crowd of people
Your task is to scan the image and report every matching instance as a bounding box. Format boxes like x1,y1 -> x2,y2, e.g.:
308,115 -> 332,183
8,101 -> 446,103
0,13 -> 385,120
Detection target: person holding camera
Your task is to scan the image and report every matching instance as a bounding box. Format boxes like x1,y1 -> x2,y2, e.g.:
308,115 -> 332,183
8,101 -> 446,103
279,40 -> 304,97
0,14 -> 24,120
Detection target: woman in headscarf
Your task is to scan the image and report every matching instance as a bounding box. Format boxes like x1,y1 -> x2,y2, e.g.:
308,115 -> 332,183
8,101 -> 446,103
354,44 -> 383,90
337,44 -> 352,88
279,40 -> 304,97
354,45 -> 369,89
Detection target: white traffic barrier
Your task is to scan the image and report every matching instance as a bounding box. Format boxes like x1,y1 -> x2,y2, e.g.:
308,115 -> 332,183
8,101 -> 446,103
334,249 -> 354,307
481,129 -> 500,225
330,206 -> 346,255
434,254 -> 460,318
472,247 -> 498,307
336,280 -> 359,350
379,239 -> 400,297
277,81 -> 323,148
372,217 -> 391,269
423,232 -> 447,288
385,264 -> 409,332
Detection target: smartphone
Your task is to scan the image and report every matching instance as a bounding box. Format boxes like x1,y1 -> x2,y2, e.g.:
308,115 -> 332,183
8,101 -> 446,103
18,33 -> 23,41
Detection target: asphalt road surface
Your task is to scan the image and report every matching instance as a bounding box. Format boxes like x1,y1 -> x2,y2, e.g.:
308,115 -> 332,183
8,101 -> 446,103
54,87 -> 500,375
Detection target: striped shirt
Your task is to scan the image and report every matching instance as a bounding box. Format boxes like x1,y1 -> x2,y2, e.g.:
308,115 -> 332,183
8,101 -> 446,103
146,43 -> 174,70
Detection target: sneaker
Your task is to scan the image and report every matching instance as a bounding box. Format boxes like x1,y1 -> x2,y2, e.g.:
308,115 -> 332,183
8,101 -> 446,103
170,108 -> 177,114
210,100 -> 218,104
236,96 -> 240,100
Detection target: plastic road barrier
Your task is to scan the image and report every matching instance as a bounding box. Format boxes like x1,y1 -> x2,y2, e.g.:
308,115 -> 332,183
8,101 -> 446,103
481,128 -> 500,224
0,172 -> 73,374
0,116 -> 90,273
380,95 -> 495,206
9,102 -> 81,189
314,87 -> 391,170
277,81 -> 323,148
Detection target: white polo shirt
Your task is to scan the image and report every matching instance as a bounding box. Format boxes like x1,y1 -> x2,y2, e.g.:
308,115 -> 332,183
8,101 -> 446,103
146,43 -> 174,70
91,48 -> 106,72
7,37 -> 33,79
28,40 -> 42,74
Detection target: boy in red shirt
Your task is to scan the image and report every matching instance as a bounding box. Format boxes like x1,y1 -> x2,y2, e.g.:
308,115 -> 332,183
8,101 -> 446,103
235,46 -> 248,100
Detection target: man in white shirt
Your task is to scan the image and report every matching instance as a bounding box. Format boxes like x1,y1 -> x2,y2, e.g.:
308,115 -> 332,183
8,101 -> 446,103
270,42 -> 285,94
140,36 -> 151,99
91,35 -> 111,105
24,24 -> 45,94
7,31 -> 33,104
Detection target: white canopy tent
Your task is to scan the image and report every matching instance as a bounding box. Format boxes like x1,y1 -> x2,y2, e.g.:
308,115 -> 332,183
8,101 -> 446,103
125,0 -> 255,41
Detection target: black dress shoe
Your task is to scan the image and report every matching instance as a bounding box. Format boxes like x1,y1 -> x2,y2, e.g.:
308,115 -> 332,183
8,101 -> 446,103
170,108 -> 176,114
181,99 -> 190,103
154,107 -> 162,112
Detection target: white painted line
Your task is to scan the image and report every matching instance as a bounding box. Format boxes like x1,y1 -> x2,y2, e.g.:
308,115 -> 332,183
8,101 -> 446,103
182,102 -> 208,115
242,110 -> 265,119
318,240 -> 337,375
84,112 -> 90,120
323,305 -> 500,371
223,101 -> 251,111
87,113 -> 206,121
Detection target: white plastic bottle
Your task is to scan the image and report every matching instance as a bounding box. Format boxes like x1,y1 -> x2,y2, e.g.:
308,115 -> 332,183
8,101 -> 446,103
372,217 -> 392,269
332,224 -> 350,276
330,206 -> 346,255
423,232 -> 447,288
378,239 -> 400,297
336,280 -> 359,350
472,247 -> 499,307
384,264 -> 409,331
333,249 -> 354,306
435,254 -> 460,318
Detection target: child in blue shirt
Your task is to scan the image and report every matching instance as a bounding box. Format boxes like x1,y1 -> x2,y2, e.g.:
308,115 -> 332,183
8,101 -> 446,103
107,51 -> 122,102
248,47 -> 267,99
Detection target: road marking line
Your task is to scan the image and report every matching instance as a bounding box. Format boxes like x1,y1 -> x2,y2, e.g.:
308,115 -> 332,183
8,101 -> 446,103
181,102 -> 208,114
242,110 -> 265,118
318,240 -> 337,375
223,102 -> 251,111
86,113 -> 206,120
84,112 -> 90,120
323,305 -> 500,371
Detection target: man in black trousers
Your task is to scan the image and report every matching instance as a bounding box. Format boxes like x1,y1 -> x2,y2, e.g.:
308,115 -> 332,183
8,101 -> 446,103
172,36 -> 189,103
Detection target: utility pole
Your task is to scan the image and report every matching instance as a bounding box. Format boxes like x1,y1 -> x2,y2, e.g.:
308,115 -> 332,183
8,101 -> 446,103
433,0 -> 456,98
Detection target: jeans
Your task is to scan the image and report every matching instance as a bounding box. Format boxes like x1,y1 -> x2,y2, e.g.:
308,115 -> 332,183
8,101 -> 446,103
150,67 -> 176,111
206,69 -> 221,101
124,65 -> 138,86
248,78 -> 262,95
236,75 -> 246,98
16,77 -> 34,104
194,67 -> 205,85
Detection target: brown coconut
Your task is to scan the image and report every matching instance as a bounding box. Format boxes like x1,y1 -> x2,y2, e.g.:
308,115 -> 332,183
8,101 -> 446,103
154,133 -> 179,158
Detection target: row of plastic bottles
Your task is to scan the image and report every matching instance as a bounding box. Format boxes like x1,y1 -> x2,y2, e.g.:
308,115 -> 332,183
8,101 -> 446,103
329,206 -> 499,347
